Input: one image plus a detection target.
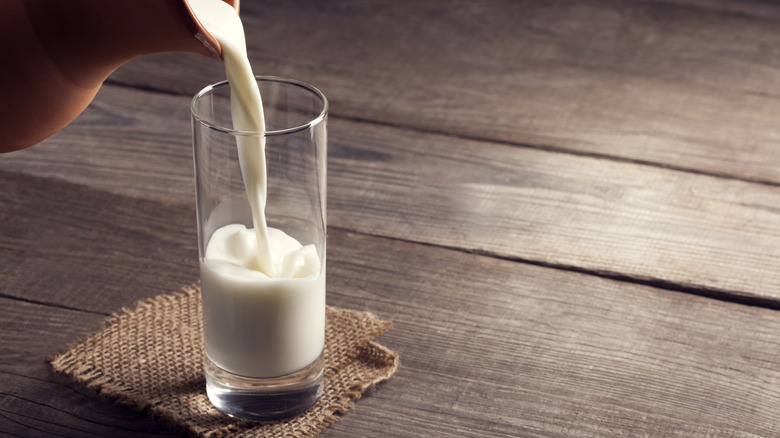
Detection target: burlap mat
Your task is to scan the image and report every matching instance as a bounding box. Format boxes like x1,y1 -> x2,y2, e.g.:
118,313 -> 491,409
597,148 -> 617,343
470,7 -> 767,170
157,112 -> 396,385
50,284 -> 398,437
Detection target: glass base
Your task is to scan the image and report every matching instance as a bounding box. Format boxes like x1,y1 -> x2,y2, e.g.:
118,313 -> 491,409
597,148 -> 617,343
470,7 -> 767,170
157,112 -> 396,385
205,354 -> 324,421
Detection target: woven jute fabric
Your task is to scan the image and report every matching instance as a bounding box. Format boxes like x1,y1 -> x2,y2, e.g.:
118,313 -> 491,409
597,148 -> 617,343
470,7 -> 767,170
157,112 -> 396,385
50,284 -> 398,437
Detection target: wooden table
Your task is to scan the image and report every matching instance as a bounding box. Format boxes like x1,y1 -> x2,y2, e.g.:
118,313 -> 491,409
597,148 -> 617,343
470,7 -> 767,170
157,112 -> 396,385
4,0 -> 780,436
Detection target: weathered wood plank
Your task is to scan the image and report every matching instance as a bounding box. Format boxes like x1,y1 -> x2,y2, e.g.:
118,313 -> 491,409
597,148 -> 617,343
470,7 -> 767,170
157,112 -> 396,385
5,217 -> 780,436
0,171 -> 199,312
104,0 -> 780,184
326,120 -> 780,303
308,229 -> 780,438
650,0 -> 780,20
0,297 -> 177,437
4,84 -> 780,304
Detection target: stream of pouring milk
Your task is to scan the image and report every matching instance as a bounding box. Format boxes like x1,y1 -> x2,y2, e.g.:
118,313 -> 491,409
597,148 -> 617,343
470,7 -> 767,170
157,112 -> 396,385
189,0 -> 325,378
191,0 -> 273,274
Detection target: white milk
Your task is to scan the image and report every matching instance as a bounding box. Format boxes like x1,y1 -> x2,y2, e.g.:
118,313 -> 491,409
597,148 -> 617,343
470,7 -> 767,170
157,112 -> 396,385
200,225 -> 325,377
188,0 -> 325,378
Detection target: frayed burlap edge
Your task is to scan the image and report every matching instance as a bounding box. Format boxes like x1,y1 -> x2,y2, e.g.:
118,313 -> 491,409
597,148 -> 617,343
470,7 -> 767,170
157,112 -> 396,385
50,284 -> 398,438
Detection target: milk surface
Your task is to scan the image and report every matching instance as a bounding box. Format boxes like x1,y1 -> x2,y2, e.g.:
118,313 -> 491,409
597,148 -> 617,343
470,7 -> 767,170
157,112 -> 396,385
189,0 -> 325,378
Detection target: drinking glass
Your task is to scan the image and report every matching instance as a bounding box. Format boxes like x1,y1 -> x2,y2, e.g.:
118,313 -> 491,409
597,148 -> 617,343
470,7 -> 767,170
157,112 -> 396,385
191,76 -> 327,421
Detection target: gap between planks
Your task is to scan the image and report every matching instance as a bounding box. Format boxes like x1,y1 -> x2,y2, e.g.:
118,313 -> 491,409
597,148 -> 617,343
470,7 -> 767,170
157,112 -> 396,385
329,225 -> 780,313
100,78 -> 780,190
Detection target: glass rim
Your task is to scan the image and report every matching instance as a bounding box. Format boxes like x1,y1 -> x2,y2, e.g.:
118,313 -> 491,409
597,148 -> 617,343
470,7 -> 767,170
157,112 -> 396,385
191,75 -> 329,137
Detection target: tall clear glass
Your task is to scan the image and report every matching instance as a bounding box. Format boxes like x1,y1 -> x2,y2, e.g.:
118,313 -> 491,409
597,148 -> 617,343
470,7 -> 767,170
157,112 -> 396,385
191,76 -> 328,421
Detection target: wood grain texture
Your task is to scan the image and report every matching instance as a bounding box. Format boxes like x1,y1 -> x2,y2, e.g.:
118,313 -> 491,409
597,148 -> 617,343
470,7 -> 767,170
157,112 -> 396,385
105,0 -> 780,184
326,120 -> 780,303
0,171 -> 198,312
3,172 -> 780,437
0,297 -> 177,437
324,230 -> 780,438
4,87 -> 780,305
